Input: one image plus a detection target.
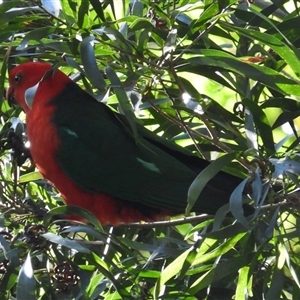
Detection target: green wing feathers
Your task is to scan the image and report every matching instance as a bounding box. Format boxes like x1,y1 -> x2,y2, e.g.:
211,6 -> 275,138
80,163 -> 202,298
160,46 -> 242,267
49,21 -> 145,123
51,81 -> 242,214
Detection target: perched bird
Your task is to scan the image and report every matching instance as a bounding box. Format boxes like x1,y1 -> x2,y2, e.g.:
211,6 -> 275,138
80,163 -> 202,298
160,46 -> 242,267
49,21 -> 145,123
7,62 -> 244,225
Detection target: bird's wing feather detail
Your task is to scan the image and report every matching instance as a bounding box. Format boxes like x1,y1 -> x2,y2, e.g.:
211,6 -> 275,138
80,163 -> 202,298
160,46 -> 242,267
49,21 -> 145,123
51,82 -> 197,211
51,81 -> 240,213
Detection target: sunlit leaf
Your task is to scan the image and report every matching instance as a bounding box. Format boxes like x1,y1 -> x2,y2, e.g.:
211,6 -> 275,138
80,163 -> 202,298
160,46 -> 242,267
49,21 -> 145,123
186,152 -> 242,214
42,232 -> 91,253
80,35 -> 106,93
16,253 -> 36,300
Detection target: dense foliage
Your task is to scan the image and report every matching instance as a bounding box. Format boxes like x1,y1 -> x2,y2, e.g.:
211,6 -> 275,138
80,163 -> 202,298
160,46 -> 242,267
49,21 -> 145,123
0,0 -> 300,299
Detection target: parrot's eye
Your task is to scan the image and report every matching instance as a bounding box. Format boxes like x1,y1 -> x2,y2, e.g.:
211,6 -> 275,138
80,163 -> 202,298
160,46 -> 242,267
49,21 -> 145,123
14,74 -> 22,83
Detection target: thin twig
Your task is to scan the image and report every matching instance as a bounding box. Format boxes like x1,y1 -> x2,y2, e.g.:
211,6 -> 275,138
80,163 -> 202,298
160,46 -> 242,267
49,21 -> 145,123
174,8 -> 228,63
119,200 -> 297,229
119,214 -> 213,228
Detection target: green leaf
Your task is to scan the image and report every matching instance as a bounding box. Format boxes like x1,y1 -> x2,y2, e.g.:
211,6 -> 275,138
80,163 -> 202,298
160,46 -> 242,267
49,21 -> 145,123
222,23 -> 300,78
16,27 -> 56,51
42,232 -> 91,253
78,0 -> 89,29
266,268 -> 284,300
186,151 -> 241,214
60,225 -> 107,242
242,98 -> 275,155
244,100 -> 258,150
188,253 -> 252,295
19,171 -> 43,183
129,18 -> 154,31
44,205 -> 103,232
105,66 -> 138,139
270,157 -> 300,178
235,265 -> 251,299
154,246 -> 192,299
80,35 -> 106,93
16,253 -> 36,300
0,7 -> 40,26
180,49 -> 300,96
229,178 -> 249,228
90,0 -> 105,22
272,110 -> 300,129
164,29 -> 177,54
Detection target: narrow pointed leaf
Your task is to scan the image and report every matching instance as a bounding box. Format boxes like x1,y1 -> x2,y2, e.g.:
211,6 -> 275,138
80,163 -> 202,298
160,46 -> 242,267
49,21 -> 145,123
230,178 -> 249,228
42,232 -> 91,253
16,253 -> 36,300
186,152 -> 241,214
80,36 -> 106,93
105,66 -> 138,139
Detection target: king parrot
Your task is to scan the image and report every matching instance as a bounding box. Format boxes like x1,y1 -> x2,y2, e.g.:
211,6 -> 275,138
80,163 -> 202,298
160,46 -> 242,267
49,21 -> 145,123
7,62 -> 245,225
